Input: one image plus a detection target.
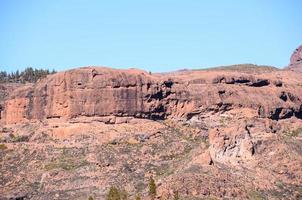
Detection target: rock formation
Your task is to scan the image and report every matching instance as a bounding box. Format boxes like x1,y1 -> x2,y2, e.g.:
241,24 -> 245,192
1,50 -> 302,199
287,44 -> 302,73
1,66 -> 302,124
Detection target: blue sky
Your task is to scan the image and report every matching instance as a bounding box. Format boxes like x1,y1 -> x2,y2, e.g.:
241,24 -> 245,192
0,0 -> 301,72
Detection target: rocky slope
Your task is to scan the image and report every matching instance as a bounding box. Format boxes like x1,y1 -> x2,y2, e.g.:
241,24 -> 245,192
0,47 -> 302,200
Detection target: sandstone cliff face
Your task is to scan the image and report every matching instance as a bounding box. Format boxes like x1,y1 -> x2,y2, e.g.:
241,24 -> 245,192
1,66 -> 302,124
1,67 -> 168,124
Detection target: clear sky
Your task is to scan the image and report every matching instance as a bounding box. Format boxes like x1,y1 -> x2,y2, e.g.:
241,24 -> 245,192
0,0 -> 301,72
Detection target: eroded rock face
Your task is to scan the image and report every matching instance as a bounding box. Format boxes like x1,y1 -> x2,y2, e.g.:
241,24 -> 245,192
287,45 -> 302,73
1,66 -> 302,124
0,83 -> 24,121
1,67 -> 173,124
208,124 -> 255,164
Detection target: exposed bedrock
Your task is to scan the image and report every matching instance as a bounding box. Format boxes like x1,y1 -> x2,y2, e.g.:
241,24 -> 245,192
1,67 -> 302,124
208,124 -> 255,164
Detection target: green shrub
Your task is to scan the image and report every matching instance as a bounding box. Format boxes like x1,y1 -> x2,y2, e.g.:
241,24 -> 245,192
290,127 -> 302,137
9,133 -> 29,142
88,196 -> 94,200
285,127 -> 302,138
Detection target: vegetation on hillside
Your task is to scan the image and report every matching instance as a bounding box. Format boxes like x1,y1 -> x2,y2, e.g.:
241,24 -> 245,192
106,186 -> 128,200
0,67 -> 56,83
104,177 -> 158,200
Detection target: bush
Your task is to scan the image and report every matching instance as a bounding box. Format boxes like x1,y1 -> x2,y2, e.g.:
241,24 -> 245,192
9,133 -> 29,142
285,127 -> 302,138
290,127 -> 302,137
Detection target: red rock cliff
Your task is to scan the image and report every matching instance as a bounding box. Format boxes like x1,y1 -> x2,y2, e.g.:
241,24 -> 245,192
1,66 -> 302,124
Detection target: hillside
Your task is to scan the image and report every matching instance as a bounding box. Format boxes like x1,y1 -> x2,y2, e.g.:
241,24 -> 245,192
0,47 -> 302,200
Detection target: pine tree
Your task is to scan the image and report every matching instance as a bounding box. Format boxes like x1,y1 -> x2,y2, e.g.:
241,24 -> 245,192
15,70 -> 20,82
148,177 -> 156,200
173,190 -> 179,200
135,194 -> 141,200
106,186 -> 121,200
0,67 -> 56,83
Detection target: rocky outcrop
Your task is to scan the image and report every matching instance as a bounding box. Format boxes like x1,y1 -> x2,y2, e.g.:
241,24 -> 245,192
208,124 -> 255,164
212,75 -> 270,87
287,45 -> 302,73
1,66 -> 302,124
